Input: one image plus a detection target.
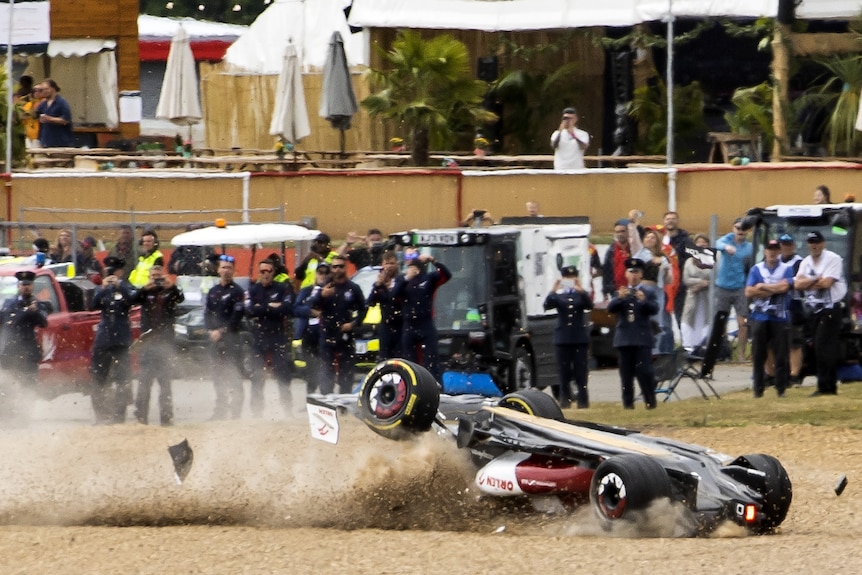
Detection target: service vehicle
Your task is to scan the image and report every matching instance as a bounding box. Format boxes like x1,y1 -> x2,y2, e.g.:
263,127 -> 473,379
0,263 -> 141,397
740,203 -> 862,376
388,217 -> 595,395
307,359 -> 793,537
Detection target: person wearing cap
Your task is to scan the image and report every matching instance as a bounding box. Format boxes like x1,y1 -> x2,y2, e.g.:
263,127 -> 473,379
794,230 -> 847,396
602,219 -> 634,299
132,262 -> 184,426
543,264 -> 593,408
366,250 -> 404,360
90,263 -> 136,424
773,233 -> 805,385
293,261 -> 332,394
391,253 -> 452,381
204,254 -> 247,419
0,271 -> 50,417
745,239 -> 795,398
715,218 -> 753,362
75,236 -> 104,281
245,257 -> 296,417
295,233 -> 338,290
550,106 -> 590,170
129,229 -> 164,289
607,258 -> 660,409
309,255 -> 367,394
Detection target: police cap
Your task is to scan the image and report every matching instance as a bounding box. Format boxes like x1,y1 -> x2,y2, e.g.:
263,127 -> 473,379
15,270 -> 36,284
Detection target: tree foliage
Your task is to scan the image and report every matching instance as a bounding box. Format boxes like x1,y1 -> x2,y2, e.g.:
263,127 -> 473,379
139,0 -> 268,25
362,30 -> 497,166
628,79 -> 707,161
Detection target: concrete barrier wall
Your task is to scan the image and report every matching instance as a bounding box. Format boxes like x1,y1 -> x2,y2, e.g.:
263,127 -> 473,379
4,162 -> 861,248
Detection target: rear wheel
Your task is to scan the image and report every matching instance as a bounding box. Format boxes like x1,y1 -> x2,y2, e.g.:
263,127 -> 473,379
498,388 -> 565,422
357,359 -> 440,440
738,453 -> 793,534
590,454 -> 671,526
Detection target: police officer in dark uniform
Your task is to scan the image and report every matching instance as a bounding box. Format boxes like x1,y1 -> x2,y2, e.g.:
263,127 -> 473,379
543,265 -> 593,408
607,258 -> 659,409
246,257 -> 295,417
91,257 -> 136,424
0,271 -> 50,422
132,260 -> 184,425
309,255 -> 366,394
391,252 -> 451,380
205,254 -> 246,419
293,262 -> 331,394
366,250 -> 404,359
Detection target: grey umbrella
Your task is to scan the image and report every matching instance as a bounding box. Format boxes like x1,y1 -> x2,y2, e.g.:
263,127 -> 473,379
319,31 -> 358,155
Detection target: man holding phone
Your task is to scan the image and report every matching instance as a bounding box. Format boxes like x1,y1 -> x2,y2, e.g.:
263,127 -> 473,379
550,106 -> 590,170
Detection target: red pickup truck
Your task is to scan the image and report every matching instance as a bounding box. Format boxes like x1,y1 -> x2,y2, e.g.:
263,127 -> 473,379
0,263 -> 140,398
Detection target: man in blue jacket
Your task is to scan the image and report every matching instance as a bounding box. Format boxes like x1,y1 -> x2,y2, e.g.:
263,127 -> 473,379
246,258 -> 295,417
543,265 -> 593,409
607,258 -> 659,409
715,218 -> 753,362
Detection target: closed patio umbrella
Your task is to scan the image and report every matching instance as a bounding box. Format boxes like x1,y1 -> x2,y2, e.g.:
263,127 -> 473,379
270,42 -> 311,147
319,31 -> 357,155
155,25 -> 202,145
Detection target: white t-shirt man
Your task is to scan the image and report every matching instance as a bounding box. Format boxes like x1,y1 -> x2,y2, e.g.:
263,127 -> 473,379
550,107 -> 590,170
795,246 -> 846,311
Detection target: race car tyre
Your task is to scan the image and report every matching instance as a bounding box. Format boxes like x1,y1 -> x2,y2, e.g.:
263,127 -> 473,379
507,345 -> 536,393
357,359 -> 440,440
738,453 -> 793,534
590,454 -> 671,527
498,389 -> 565,422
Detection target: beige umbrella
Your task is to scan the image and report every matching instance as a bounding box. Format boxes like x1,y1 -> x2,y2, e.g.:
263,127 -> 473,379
269,43 -> 311,145
156,25 -> 202,145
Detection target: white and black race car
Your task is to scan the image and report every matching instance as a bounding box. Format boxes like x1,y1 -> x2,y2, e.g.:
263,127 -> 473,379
307,359 -> 792,537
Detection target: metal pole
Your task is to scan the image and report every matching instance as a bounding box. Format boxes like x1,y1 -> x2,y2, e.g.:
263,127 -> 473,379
665,1 -> 674,169
5,0 -> 15,173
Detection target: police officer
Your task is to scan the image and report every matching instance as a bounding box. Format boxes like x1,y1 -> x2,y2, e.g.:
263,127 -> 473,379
366,250 -> 404,360
293,262 -> 331,394
132,261 -> 184,425
246,258 -> 295,417
543,265 -> 593,408
0,271 -> 50,423
607,258 -> 659,409
129,229 -> 164,288
91,258 -> 136,424
391,252 -> 451,380
309,255 -> 366,394
205,254 -> 246,419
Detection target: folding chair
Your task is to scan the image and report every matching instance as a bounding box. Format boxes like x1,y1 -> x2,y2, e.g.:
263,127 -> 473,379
654,311 -> 726,402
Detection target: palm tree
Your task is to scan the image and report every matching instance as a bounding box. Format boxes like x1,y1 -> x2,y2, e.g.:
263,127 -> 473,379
362,30 -> 497,166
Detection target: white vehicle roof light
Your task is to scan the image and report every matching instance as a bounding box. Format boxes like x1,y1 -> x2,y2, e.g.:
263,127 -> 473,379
776,205 -> 823,218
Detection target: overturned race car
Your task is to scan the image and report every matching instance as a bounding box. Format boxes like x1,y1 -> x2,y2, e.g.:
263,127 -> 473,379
307,359 -> 792,537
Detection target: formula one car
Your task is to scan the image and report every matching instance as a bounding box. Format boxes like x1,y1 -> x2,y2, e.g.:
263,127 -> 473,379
307,359 -> 792,537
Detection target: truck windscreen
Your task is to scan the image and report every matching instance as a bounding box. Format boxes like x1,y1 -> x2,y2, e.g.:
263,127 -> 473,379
426,246 -> 486,331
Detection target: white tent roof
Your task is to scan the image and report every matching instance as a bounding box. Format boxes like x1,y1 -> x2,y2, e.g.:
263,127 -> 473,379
225,0 -> 369,74
138,14 -> 247,41
347,0 -> 862,31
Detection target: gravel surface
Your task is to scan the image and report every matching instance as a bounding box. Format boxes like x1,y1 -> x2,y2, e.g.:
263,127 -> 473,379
0,413 -> 859,575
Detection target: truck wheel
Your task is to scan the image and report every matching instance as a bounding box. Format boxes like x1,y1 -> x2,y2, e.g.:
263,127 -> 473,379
498,388 -> 565,422
357,359 -> 440,440
737,453 -> 793,534
590,454 -> 671,527
507,345 -> 535,393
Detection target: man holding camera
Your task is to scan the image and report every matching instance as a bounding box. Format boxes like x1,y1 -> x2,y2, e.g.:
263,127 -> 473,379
133,261 -> 184,425
550,106 -> 590,170
91,257 -> 137,424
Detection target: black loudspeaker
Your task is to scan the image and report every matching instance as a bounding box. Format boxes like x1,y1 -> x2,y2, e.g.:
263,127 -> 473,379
477,56 -> 498,82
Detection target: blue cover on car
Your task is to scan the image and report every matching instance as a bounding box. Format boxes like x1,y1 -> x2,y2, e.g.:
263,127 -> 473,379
442,371 -> 502,396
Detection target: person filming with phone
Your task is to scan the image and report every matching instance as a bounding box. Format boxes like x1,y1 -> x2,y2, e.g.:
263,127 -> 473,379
550,106 -> 590,170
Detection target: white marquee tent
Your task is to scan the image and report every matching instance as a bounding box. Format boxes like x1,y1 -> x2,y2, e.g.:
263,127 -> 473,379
224,0 -> 370,73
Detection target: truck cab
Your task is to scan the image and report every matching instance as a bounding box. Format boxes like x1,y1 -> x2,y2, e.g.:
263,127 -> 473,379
741,203 -> 862,374
389,218 -> 592,395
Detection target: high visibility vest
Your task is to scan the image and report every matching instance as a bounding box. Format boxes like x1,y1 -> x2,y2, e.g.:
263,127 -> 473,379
129,250 -> 164,288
